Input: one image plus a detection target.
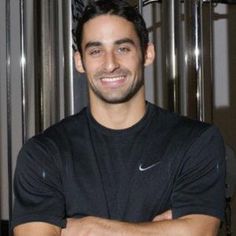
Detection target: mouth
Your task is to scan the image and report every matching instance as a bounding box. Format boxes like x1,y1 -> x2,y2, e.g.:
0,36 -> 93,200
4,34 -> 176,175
99,75 -> 127,89
101,75 -> 126,82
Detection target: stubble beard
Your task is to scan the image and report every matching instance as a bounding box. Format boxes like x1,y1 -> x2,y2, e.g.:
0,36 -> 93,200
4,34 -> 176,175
89,68 -> 144,104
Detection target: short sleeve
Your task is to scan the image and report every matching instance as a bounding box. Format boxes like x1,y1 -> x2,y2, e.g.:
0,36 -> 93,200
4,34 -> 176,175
171,126 -> 226,220
12,136 -> 66,228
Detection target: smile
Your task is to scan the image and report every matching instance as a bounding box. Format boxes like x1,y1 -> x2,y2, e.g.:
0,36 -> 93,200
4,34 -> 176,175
101,76 -> 126,82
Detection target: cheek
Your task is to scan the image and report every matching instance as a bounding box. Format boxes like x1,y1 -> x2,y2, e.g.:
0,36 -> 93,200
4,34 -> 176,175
83,63 -> 99,76
128,52 -> 142,66
127,59 -> 143,74
84,57 -> 103,73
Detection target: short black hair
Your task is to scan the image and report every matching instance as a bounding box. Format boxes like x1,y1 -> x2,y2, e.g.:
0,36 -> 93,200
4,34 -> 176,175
75,0 -> 149,57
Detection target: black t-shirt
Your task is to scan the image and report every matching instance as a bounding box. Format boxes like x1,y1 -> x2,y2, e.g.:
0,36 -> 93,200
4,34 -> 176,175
12,103 -> 226,228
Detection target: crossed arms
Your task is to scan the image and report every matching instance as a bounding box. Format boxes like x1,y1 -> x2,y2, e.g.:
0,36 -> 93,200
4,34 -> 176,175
13,210 -> 220,236
13,124 -> 225,236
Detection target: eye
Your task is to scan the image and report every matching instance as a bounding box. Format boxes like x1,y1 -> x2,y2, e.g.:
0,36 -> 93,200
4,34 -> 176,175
117,46 -> 131,54
88,48 -> 102,57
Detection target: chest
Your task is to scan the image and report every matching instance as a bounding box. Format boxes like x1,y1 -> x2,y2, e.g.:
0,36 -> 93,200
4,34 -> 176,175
62,133 -> 177,221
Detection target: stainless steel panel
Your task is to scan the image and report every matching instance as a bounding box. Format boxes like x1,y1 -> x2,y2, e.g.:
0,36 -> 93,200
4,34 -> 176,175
184,0 -> 205,120
139,0 -> 143,14
20,0 -> 27,143
40,0 -> 59,130
63,0 -> 74,116
6,0 -> 13,233
162,0 -> 181,112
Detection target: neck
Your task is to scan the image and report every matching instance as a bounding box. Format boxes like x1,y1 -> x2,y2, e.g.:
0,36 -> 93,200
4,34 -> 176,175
89,89 -> 146,130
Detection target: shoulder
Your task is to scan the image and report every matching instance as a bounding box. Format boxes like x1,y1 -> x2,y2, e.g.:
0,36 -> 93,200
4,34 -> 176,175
17,107 -> 88,167
149,103 -> 212,137
42,107 -> 88,138
148,103 -> 224,156
33,107 -> 88,146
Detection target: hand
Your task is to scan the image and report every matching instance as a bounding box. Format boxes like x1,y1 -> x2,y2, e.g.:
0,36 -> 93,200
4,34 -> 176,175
61,216 -> 113,236
152,210 -> 172,222
61,210 -> 173,236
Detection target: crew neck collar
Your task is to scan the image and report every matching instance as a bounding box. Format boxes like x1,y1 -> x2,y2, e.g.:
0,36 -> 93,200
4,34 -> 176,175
86,102 -> 154,136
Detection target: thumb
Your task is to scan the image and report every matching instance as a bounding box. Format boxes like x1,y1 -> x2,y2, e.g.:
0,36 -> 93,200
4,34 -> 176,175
152,210 -> 172,222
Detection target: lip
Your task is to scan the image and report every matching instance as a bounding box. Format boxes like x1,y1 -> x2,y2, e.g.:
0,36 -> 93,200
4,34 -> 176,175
100,75 -> 127,88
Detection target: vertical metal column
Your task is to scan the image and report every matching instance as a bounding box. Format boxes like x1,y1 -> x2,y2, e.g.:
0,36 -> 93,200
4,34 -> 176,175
6,0 -> 13,234
41,0 -> 53,129
20,0 -> 27,143
162,0 -> 181,113
37,0 -> 60,130
201,1 -> 213,123
184,0 -> 204,120
62,0 -> 74,116
138,0 -> 143,14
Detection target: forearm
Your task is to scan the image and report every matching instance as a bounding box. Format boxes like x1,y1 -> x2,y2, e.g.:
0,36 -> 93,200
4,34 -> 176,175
13,222 -> 61,236
88,217 -> 188,236
118,216 -> 219,236
62,214 -> 220,236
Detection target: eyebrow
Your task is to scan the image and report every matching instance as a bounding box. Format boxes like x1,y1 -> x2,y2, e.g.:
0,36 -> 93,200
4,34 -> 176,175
84,41 -> 102,50
114,38 -> 136,46
84,38 -> 136,51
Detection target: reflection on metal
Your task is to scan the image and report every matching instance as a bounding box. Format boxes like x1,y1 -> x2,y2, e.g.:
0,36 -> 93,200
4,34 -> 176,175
20,0 -> 27,143
143,0 -> 161,5
144,0 -> 236,3
184,0 -> 204,120
201,2 -> 214,122
6,0 -> 13,234
162,0 -> 181,112
63,0 -> 74,116
37,0 -> 60,130
130,0 -> 160,8
139,0 -> 143,14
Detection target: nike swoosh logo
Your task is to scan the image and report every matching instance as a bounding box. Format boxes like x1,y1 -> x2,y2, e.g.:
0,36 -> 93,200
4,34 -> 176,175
139,161 -> 161,172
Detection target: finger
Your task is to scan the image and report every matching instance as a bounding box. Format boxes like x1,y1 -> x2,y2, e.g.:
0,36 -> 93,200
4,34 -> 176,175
61,229 -> 66,236
152,210 -> 172,222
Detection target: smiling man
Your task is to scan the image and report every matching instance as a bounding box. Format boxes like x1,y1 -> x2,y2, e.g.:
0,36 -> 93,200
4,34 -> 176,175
12,1 -> 225,236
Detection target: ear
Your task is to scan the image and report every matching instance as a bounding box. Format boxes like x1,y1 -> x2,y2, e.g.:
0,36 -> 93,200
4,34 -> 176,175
74,52 -> 85,73
144,43 -> 155,67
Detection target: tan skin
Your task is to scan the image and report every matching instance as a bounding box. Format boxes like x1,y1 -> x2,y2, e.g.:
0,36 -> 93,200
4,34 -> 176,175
14,15 -> 220,236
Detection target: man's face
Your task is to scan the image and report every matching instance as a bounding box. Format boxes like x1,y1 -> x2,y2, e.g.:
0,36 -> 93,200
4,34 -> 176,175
76,15 -> 151,104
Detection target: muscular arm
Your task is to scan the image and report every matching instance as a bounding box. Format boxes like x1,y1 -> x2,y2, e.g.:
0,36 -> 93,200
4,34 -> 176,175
13,211 -> 219,236
13,222 -> 61,236
61,213 -> 220,236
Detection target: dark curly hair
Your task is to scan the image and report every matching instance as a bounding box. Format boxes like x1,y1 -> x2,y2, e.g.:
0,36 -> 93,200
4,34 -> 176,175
74,0 -> 149,57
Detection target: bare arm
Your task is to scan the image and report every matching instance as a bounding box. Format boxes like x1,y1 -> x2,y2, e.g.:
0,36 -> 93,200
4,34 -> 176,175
12,210 -> 220,236
13,222 -> 61,236
61,213 -> 220,236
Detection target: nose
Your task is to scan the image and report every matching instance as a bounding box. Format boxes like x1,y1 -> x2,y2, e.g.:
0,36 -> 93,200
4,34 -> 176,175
103,52 -> 120,72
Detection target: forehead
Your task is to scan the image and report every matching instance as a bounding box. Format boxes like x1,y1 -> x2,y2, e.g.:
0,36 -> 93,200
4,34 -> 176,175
82,14 -> 139,45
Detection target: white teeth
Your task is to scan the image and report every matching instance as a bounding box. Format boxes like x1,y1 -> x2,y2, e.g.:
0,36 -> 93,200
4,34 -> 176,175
101,76 -> 125,82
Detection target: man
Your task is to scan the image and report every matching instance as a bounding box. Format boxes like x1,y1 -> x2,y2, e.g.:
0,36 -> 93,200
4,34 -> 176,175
12,0 -> 225,235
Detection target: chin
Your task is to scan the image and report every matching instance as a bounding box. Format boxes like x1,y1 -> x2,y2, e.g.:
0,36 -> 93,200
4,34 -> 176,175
99,93 -> 135,104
